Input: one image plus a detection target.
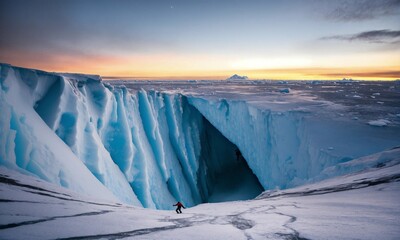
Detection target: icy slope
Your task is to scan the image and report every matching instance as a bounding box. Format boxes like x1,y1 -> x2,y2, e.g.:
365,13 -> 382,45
0,147 -> 399,240
1,63 -> 400,209
0,66 -> 120,204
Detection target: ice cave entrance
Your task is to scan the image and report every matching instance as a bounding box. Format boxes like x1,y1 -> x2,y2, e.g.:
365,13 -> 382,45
199,118 -> 264,203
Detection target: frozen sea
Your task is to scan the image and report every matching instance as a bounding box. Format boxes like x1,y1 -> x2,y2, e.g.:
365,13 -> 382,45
109,79 -> 400,124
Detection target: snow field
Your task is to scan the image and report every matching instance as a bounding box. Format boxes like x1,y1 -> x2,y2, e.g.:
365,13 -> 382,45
0,158 -> 399,239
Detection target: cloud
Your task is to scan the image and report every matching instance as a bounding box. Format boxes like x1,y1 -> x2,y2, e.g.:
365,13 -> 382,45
320,29 -> 400,43
326,0 -> 400,21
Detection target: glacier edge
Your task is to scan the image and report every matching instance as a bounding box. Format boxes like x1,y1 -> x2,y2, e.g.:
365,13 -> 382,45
1,63 -> 400,209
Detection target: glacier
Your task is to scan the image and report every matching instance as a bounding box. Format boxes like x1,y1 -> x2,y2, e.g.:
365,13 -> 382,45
1,63 -> 400,209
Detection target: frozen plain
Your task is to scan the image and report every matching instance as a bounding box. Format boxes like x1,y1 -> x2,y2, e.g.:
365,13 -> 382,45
1,64 -> 400,239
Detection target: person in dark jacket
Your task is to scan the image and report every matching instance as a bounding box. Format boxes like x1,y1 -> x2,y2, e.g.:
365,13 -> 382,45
173,201 -> 185,214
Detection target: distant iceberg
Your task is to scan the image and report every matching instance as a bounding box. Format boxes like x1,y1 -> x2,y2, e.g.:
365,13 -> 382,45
226,74 -> 248,81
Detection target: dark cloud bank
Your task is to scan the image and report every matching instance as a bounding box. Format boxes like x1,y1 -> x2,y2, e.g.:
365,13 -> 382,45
321,29 -> 400,43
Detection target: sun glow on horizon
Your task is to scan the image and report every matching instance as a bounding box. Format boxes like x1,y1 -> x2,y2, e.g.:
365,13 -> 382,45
1,1 -> 399,81
3,56 -> 400,80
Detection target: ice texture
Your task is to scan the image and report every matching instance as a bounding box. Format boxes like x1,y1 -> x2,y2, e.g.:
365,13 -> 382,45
1,63 -> 400,209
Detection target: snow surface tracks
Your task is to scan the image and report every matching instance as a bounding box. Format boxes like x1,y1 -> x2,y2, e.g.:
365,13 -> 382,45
0,168 -> 309,240
1,156 -> 399,239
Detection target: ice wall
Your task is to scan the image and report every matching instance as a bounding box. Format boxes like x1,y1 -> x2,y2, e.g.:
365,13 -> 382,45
0,64 -> 224,208
0,65 -> 121,204
1,63 -> 399,209
188,97 -> 400,189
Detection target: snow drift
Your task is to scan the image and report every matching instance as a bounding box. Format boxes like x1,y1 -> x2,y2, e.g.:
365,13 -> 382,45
1,63 -> 399,209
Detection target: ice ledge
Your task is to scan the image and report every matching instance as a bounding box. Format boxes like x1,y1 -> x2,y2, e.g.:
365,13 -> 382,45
0,63 -> 102,84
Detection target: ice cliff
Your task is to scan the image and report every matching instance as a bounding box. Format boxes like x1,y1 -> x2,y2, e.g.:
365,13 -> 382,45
1,64 -> 399,209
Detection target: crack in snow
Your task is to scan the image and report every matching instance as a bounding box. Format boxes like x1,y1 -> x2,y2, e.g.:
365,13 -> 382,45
257,173 -> 400,199
57,223 -> 189,240
0,174 -> 71,197
272,211 -> 310,240
0,210 -> 112,230
0,199 -> 44,204
0,174 -> 123,208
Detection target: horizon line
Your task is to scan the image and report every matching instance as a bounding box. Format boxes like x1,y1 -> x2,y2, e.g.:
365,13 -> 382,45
2,62 -> 399,81
102,76 -> 399,81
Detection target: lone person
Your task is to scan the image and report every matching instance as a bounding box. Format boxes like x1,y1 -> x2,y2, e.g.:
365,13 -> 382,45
173,201 -> 185,214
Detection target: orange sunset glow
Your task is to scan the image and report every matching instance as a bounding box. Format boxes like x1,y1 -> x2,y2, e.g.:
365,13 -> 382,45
0,1 -> 399,80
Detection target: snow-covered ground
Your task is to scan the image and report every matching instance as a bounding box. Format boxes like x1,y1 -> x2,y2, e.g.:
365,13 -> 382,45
0,147 -> 399,240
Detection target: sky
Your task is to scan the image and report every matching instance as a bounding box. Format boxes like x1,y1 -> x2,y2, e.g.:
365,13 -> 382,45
0,0 -> 399,80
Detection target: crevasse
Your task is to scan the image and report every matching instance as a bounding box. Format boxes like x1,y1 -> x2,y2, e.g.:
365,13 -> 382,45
1,64 -> 399,209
